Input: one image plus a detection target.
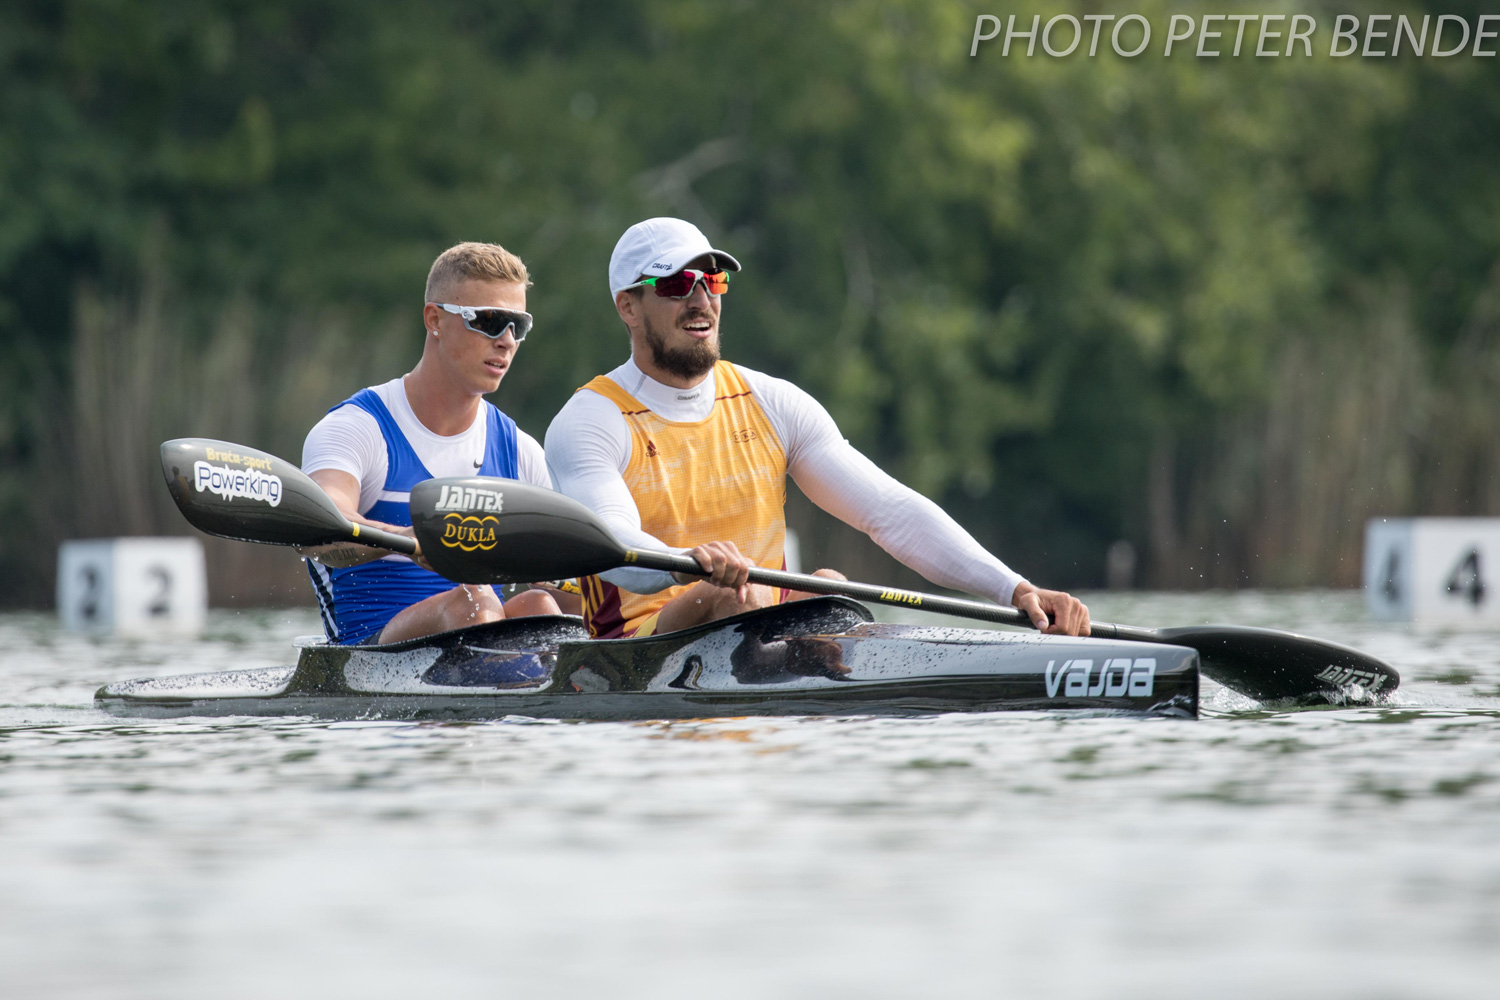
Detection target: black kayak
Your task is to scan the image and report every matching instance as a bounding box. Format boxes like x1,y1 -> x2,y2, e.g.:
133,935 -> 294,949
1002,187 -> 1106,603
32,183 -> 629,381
95,597 -> 1201,720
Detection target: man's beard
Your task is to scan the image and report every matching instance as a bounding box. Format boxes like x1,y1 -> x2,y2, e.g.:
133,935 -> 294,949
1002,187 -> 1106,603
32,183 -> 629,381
643,311 -> 719,381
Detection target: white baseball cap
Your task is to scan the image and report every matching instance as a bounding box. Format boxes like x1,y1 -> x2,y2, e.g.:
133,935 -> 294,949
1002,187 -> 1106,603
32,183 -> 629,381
608,217 -> 742,298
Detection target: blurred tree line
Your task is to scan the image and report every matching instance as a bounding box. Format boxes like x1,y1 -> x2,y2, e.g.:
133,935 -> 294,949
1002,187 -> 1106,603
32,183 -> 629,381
1,0 -> 1497,606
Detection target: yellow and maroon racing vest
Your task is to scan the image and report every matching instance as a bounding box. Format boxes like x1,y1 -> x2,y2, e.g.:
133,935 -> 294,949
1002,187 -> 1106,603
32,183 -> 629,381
580,361 -> 787,638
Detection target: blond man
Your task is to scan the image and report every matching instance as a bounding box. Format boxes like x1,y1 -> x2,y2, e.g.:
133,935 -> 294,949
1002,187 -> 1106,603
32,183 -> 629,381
300,242 -> 560,644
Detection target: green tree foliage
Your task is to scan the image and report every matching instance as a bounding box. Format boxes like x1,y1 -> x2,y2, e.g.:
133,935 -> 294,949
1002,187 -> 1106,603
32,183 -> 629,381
1,0 -> 1496,603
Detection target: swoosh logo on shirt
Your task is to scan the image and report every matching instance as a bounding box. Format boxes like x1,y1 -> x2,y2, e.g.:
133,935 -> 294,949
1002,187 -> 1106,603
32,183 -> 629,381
473,459 -> 482,468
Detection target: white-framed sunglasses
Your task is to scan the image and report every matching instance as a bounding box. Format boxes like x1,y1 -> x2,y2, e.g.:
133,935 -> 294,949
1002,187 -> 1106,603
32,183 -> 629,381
623,268 -> 731,299
431,303 -> 534,341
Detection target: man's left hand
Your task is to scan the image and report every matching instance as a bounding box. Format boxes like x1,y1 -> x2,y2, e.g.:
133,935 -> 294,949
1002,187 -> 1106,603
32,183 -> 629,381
1010,581 -> 1090,637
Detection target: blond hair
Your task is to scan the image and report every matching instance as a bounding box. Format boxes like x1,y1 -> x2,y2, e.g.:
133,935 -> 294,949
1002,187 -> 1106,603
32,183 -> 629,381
424,242 -> 532,302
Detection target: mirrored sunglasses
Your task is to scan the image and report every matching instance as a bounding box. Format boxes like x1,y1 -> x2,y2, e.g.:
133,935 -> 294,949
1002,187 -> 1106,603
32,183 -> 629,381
630,268 -> 731,299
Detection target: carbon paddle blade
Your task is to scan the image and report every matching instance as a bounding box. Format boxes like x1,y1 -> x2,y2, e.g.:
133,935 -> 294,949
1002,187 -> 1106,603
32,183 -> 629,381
1154,625 -> 1400,704
161,438 -> 353,547
410,477 -> 629,584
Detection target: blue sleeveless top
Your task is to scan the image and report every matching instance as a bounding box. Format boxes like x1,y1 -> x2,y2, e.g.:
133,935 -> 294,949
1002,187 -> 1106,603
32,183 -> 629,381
306,388 -> 519,645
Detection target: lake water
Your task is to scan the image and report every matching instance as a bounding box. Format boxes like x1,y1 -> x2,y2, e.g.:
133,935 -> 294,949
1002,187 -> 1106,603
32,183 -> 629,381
1,590 -> 1497,999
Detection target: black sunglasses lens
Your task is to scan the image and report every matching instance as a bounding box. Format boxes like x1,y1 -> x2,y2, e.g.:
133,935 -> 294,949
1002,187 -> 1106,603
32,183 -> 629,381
470,310 -> 531,340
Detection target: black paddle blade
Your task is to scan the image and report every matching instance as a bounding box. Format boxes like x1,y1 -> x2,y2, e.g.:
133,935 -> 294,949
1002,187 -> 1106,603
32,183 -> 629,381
409,478 -> 628,584
161,438 -> 351,546
1157,625 -> 1400,704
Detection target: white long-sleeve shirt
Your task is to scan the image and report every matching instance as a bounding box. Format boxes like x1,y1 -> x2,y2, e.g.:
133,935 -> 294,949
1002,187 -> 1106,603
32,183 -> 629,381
544,358 -> 1026,604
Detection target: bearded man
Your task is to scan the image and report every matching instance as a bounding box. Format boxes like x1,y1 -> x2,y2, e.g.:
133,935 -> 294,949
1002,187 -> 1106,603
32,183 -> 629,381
544,217 -> 1088,639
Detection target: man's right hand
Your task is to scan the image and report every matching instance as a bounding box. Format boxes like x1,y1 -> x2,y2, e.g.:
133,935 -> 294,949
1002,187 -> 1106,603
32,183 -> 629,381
1010,581 -> 1091,637
674,540 -> 754,602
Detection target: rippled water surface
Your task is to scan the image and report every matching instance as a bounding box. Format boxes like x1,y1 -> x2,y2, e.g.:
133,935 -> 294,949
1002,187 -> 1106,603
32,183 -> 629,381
2,591 -> 1498,998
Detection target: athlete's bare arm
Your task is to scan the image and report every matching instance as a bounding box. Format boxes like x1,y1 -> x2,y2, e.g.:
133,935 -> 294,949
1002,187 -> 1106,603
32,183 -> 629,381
296,468 -> 422,568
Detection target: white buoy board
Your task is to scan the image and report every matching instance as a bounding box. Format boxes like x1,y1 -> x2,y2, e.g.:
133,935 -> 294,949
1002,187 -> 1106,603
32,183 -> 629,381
1364,518 -> 1500,623
57,537 -> 208,636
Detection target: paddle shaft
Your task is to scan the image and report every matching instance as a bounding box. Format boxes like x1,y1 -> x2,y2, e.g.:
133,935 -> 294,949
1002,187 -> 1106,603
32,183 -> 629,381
345,522 -> 419,557
405,475 -> 1399,702
627,551 -> 1399,700
623,548 -> 1155,642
